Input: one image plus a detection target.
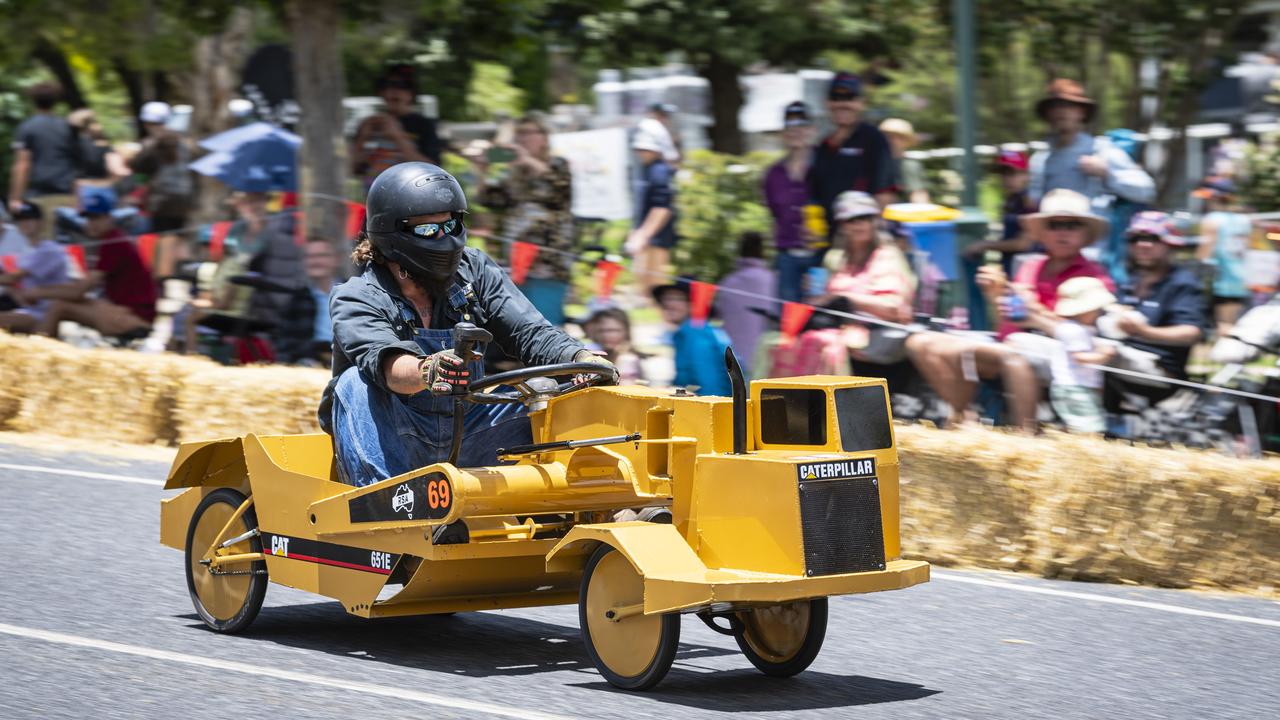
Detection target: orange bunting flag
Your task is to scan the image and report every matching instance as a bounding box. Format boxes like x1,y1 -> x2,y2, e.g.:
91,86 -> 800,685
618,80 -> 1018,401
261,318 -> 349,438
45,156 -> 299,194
593,260 -> 622,300
689,280 -> 717,326
136,233 -> 158,270
66,245 -> 87,273
510,241 -> 540,285
209,221 -> 232,261
345,202 -> 366,240
780,301 -> 815,343
0,255 -> 16,274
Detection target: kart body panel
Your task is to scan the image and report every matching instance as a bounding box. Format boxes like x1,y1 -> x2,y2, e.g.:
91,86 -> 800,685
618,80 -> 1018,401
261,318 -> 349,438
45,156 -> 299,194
163,377 -> 928,618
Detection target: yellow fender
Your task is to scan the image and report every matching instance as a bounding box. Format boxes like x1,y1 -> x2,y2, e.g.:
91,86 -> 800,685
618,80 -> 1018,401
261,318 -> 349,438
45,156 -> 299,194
546,522 -> 711,614
160,436 -> 253,551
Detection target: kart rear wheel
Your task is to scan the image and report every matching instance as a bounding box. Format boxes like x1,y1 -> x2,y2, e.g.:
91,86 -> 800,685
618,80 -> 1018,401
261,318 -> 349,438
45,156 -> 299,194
734,598 -> 828,677
579,544 -> 679,690
185,488 -> 267,634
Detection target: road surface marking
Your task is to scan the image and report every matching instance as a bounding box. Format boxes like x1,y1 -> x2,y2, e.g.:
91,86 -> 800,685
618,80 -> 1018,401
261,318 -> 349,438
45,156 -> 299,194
0,462 -> 163,486
932,571 -> 1280,629
0,622 -> 570,720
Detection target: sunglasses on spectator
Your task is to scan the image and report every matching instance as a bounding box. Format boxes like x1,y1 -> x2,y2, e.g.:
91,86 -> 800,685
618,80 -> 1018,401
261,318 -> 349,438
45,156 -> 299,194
1130,234 -> 1161,244
1047,219 -> 1085,231
402,218 -> 462,238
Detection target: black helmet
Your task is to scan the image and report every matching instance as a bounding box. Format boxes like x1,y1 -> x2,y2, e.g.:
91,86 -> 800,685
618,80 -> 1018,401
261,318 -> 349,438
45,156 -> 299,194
365,162 -> 469,284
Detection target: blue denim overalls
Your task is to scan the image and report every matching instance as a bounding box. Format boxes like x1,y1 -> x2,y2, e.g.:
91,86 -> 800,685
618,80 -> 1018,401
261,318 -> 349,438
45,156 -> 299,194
331,288 -> 532,487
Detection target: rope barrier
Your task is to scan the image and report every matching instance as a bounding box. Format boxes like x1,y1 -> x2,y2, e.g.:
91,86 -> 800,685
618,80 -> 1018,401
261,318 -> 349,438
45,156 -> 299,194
9,190 -> 1279,406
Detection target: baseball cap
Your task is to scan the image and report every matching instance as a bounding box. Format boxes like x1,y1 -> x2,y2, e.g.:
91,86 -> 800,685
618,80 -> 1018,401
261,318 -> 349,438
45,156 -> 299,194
80,188 -> 116,216
833,191 -> 880,221
139,101 -> 172,125
995,149 -> 1029,172
11,201 -> 42,221
1125,211 -> 1186,246
828,72 -> 862,100
783,101 -> 812,127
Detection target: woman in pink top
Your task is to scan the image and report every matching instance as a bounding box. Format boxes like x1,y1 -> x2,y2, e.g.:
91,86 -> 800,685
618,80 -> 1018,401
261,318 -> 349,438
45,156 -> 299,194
771,192 -> 914,376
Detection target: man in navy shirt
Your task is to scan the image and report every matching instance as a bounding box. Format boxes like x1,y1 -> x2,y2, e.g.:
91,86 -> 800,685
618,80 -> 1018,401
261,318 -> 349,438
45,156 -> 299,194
806,72 -> 895,237
1111,212 -> 1204,381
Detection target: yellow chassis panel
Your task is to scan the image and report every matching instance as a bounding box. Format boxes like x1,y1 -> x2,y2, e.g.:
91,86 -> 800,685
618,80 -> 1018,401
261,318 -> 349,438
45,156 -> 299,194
546,523 -> 929,615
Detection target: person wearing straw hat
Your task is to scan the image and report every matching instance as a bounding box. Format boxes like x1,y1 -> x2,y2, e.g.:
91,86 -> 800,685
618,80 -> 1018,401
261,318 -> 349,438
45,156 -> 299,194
1046,276 -> 1118,433
879,118 -> 929,204
1027,79 -> 1153,217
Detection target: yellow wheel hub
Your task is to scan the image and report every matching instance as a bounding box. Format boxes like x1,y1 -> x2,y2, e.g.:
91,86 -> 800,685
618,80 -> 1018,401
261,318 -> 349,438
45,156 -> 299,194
189,502 -> 255,622
585,551 -> 661,678
737,602 -> 811,663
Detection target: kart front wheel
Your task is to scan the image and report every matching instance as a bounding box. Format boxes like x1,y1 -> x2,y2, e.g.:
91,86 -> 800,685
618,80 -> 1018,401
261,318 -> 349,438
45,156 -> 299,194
734,598 -> 828,677
185,488 -> 267,633
579,544 -> 679,690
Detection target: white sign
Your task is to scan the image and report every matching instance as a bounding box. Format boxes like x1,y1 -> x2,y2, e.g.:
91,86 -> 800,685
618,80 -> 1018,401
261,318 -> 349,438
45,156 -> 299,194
550,127 -> 632,221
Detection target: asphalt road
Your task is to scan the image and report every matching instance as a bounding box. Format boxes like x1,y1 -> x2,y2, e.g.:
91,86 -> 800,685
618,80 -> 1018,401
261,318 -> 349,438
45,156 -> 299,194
0,439 -> 1276,720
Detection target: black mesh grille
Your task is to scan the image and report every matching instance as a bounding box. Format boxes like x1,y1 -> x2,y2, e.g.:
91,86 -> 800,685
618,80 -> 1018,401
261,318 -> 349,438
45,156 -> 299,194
798,477 -> 886,576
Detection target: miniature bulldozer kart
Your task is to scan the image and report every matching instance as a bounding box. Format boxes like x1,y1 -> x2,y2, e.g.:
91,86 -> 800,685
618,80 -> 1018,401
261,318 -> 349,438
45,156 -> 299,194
161,326 -> 929,690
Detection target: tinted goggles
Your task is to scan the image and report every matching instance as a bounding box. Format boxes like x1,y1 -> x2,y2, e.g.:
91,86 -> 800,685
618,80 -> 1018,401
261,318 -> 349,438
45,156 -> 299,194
402,217 -> 462,238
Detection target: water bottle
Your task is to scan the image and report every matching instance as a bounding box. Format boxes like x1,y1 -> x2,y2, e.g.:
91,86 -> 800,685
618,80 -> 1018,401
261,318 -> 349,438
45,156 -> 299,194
1004,291 -> 1028,322
805,266 -> 829,298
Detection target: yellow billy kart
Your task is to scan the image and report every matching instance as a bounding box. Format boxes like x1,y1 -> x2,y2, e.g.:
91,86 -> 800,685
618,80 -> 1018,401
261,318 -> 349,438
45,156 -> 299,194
160,329 -> 929,690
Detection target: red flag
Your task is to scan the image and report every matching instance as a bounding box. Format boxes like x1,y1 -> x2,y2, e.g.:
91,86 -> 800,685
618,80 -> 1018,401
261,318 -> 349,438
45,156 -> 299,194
0,255 -> 16,274
510,241 -> 540,285
345,202 -> 366,240
780,301 -> 815,344
209,221 -> 232,261
136,233 -> 158,270
66,245 -> 87,273
593,260 -> 622,300
689,281 -> 717,326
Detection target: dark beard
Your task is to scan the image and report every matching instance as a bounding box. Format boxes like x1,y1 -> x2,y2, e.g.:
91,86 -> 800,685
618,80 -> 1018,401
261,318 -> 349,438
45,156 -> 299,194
407,271 -> 452,300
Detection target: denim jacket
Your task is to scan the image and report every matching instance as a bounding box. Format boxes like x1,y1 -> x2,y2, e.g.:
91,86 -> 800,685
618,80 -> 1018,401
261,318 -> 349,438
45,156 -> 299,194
318,247 -> 584,431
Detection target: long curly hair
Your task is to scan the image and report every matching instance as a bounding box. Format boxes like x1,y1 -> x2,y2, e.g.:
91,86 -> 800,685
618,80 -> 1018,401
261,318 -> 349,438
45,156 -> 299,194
350,230 -> 384,266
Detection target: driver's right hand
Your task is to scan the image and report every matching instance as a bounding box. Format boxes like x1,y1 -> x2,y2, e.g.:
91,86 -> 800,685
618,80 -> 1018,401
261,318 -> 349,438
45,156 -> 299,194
420,350 -> 470,395
572,349 -> 618,386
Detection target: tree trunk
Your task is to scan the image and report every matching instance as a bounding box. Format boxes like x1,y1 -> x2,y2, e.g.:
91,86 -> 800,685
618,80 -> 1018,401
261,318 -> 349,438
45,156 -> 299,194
187,8 -> 253,225
32,39 -> 87,109
287,0 -> 348,253
701,54 -> 745,155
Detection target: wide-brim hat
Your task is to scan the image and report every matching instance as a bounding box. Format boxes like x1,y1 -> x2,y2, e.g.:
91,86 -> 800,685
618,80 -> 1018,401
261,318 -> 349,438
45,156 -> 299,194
1035,78 -> 1096,122
878,118 -> 917,147
1055,276 -> 1117,317
1021,189 -> 1108,240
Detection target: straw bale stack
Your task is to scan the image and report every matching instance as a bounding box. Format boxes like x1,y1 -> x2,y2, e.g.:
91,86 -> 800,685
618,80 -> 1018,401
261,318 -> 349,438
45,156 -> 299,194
174,363 -> 329,441
0,332 -> 215,445
895,425 -> 1280,597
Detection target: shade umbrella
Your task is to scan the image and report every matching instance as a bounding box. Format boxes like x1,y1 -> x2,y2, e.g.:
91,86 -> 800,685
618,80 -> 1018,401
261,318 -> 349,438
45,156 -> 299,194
199,121 -> 300,153
191,134 -> 299,192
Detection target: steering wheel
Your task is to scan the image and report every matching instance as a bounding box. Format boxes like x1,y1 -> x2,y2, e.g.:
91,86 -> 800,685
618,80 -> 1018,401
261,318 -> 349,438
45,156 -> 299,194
467,361 -> 619,406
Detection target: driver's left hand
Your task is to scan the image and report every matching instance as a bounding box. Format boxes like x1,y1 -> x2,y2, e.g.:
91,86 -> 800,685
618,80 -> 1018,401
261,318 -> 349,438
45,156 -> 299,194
572,349 -> 617,385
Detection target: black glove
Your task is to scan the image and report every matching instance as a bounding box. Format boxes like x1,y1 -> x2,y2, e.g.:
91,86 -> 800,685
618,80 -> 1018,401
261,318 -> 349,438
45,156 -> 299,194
420,350 -> 470,395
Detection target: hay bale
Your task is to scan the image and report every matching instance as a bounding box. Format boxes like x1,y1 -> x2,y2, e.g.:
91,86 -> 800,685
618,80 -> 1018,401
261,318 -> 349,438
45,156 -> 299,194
174,363 -> 329,441
1,335 -> 214,445
895,424 -> 1280,597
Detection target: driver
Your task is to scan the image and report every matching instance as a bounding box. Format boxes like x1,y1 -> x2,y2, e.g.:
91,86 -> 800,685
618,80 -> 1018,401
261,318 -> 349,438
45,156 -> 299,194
320,162 -> 614,487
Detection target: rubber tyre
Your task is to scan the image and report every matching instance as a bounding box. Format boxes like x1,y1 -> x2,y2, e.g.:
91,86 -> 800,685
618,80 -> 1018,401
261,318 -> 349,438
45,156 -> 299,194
579,544 -> 680,690
734,598 -> 828,677
184,488 -> 267,633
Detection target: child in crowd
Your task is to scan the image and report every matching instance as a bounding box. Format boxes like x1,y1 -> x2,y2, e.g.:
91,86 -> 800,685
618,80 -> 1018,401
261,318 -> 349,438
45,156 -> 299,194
0,202 -> 71,332
582,307 -> 647,385
1195,176 -> 1251,339
652,280 -> 732,396
1048,276 -> 1117,433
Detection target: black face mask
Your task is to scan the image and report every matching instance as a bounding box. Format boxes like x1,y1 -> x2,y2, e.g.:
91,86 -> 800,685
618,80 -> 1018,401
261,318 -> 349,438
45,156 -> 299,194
372,215 -> 467,287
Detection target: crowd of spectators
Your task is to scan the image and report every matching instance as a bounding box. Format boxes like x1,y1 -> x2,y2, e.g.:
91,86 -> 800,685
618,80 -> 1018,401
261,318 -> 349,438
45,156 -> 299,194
1,69 -> 1275,444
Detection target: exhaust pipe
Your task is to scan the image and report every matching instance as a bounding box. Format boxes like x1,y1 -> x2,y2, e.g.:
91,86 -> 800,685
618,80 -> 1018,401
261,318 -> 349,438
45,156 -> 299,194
725,347 -> 747,454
